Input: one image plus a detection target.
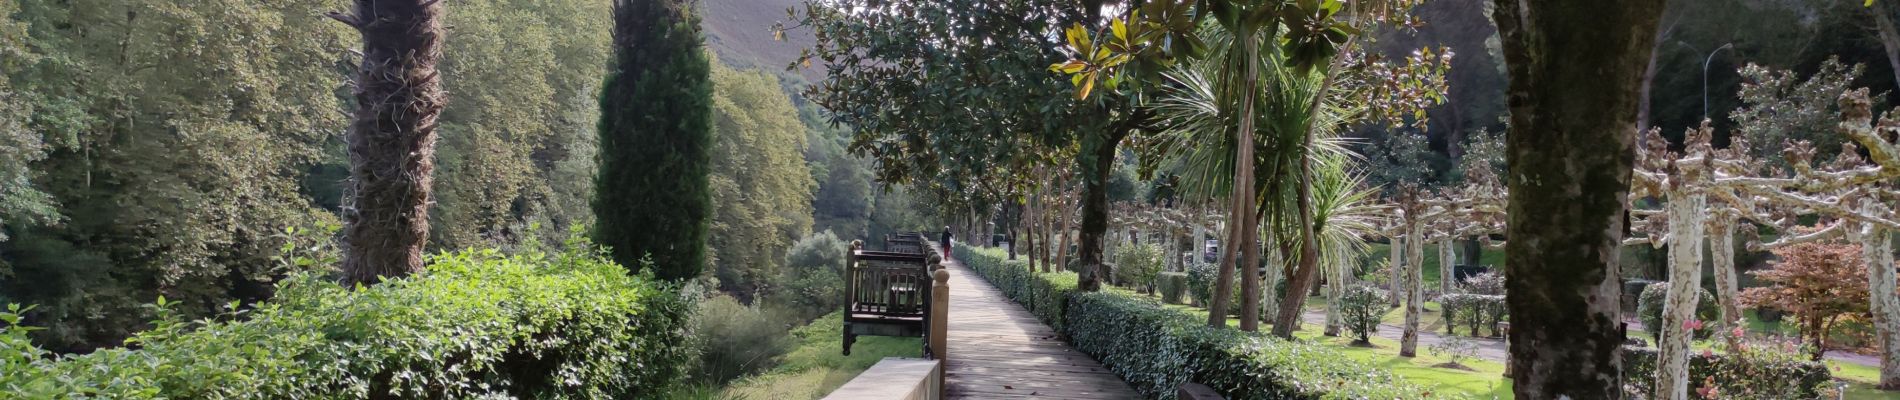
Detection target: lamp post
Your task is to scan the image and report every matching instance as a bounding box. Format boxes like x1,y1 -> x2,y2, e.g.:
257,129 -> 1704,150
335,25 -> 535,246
1677,41 -> 1734,121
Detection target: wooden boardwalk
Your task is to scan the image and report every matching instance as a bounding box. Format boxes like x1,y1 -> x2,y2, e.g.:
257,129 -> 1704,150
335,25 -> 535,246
934,246 -> 1141,399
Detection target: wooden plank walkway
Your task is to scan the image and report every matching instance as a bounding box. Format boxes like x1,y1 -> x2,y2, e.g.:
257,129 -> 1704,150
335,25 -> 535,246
931,243 -> 1141,399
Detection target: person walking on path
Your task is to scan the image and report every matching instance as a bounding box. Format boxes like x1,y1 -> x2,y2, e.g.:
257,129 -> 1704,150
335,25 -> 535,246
941,226 -> 953,258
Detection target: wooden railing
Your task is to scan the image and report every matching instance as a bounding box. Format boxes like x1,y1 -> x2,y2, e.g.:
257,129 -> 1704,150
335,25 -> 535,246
828,239 -> 950,399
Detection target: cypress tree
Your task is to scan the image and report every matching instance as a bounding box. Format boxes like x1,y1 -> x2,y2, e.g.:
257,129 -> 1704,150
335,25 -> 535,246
595,0 -> 714,280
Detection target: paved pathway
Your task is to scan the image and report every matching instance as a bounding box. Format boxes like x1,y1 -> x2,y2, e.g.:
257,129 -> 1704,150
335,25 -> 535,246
933,243 -> 1142,399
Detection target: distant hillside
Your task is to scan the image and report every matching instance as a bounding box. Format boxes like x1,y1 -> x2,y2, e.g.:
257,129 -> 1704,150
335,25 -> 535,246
701,0 -> 823,84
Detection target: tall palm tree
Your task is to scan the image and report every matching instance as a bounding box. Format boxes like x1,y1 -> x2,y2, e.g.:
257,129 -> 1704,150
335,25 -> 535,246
1149,29 -> 1358,329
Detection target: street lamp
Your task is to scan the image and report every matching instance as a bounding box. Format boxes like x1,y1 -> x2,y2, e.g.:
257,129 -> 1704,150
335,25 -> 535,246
1677,41 -> 1735,121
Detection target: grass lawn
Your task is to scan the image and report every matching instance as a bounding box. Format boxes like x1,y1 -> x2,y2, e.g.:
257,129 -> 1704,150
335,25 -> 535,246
671,312 -> 923,400
1165,291 -> 1900,399
1159,302 -> 1512,399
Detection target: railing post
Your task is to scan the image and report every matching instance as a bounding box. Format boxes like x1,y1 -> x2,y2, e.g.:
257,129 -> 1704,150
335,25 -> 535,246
930,267 -> 950,392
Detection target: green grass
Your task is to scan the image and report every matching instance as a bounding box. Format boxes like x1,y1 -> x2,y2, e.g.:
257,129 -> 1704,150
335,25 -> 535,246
1157,301 -> 1511,399
674,312 -> 923,400
1364,243 -> 1507,289
1165,292 -> 1900,399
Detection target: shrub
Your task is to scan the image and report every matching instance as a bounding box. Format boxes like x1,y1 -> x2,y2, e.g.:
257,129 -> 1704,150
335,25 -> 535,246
692,295 -> 795,383
1440,293 -> 1506,337
1428,335 -> 1478,367
959,247 -> 1434,399
1461,271 -> 1505,295
778,231 -> 850,318
1638,281 -> 1720,342
1622,338 -> 1832,399
1339,284 -> 1385,345
1185,262 -> 1239,311
1157,272 -> 1189,304
0,244 -> 693,399
1113,243 -> 1165,291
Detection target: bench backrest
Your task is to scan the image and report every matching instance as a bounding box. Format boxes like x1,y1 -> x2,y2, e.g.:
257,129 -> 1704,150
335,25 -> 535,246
848,250 -> 933,318
885,232 -> 927,255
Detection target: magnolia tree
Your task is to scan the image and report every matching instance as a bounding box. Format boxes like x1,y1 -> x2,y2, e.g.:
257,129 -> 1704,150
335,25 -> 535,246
1627,90 -> 1900,397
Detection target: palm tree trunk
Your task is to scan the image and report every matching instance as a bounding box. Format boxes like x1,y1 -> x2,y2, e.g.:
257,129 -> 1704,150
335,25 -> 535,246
331,0 -> 446,286
1272,31 -> 1355,339
1217,24 -> 1261,329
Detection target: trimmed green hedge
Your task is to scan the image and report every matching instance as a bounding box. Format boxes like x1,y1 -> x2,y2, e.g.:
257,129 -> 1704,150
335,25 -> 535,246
0,246 -> 693,399
955,246 -> 1433,399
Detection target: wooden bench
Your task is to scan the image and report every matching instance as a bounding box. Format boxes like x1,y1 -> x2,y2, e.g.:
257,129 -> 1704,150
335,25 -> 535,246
843,240 -> 941,358
885,232 -> 927,255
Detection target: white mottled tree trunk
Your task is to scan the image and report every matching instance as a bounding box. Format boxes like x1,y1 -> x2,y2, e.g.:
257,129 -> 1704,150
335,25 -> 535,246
1390,236 -> 1405,307
1401,223 -> 1427,357
1852,198 -> 1900,389
1657,191 -> 1707,400
1709,216 -> 1742,339
1440,239 -> 1457,292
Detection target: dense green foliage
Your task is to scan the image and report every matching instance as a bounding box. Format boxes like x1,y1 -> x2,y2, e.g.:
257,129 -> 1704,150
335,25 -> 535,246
956,246 -> 1434,399
1112,242 -> 1165,290
707,60 -> 816,297
0,0 -> 628,351
429,0 -> 612,248
0,1 -> 353,351
777,231 -> 849,318
0,243 -> 694,398
595,0 -> 715,281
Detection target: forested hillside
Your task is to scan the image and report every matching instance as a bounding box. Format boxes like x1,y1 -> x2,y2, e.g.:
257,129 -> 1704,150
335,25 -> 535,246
0,0 -> 901,353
